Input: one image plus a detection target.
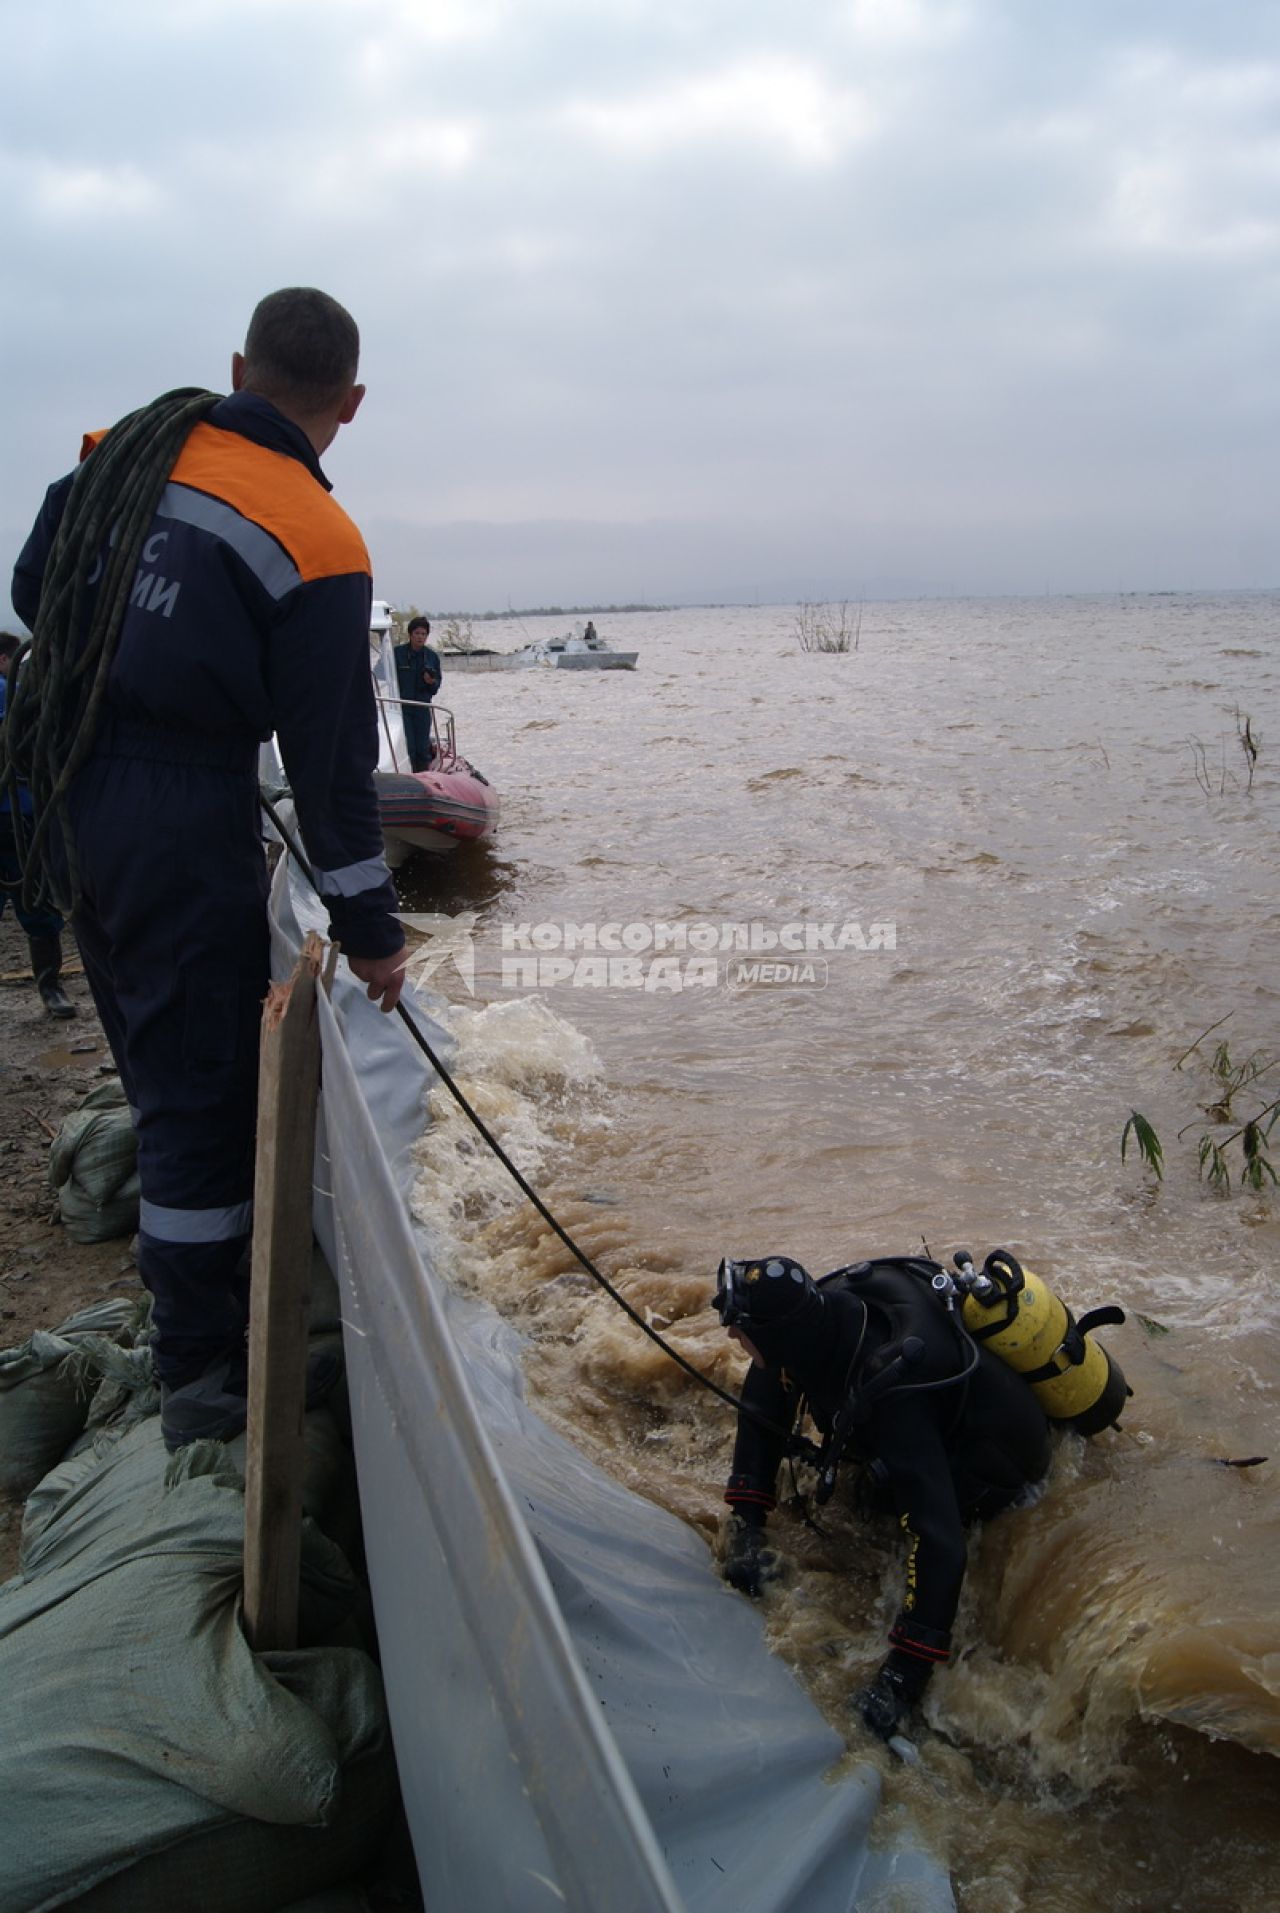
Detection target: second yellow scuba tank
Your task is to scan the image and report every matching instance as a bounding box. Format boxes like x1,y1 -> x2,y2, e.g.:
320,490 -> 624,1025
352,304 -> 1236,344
955,1249 -> 1129,1436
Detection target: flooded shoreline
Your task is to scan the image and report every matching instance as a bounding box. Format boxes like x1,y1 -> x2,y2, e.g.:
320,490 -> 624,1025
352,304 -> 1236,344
401,592 -> 1279,1907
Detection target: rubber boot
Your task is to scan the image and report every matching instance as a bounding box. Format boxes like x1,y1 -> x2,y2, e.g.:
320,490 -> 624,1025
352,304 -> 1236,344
28,936 -> 76,1020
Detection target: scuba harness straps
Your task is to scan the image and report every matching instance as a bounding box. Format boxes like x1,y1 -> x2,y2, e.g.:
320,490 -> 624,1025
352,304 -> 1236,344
793,1249 -> 1130,1505
802,1260 -> 982,1505
811,1334 -> 927,1505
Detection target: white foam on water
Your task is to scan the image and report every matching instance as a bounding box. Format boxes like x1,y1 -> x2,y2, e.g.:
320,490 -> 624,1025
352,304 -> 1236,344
406,990 -> 608,1287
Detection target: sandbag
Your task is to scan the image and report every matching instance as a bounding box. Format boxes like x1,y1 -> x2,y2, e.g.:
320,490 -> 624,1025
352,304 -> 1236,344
0,1297 -> 139,1497
47,1077 -> 140,1243
0,1422 -> 393,1911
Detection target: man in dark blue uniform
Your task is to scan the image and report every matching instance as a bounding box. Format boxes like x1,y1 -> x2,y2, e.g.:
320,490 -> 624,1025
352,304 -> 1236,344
392,615 -> 441,770
11,287 -> 406,1448
714,1253 -> 1050,1741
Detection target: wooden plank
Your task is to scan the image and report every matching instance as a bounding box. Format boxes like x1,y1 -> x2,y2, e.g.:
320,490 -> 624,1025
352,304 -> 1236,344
242,931 -> 326,1652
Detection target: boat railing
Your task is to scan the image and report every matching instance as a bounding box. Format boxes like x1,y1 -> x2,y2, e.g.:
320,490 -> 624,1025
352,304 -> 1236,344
374,693 -> 458,773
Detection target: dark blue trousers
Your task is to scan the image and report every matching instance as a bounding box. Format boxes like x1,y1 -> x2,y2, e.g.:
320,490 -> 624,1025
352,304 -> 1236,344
403,702 -> 434,772
69,727 -> 269,1385
1,815 -> 65,940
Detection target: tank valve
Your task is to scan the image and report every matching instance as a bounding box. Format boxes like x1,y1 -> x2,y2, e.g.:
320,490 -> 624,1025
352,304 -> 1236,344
952,1249 -> 995,1301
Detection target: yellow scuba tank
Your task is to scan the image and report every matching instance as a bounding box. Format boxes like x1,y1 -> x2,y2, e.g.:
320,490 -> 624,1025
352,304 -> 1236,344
957,1250 -> 1130,1436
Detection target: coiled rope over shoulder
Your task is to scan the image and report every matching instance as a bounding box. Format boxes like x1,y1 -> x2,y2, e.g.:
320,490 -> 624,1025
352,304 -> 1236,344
1,387 -> 220,916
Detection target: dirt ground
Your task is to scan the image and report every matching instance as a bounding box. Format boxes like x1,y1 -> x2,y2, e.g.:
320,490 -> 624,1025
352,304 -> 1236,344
0,907 -> 143,1578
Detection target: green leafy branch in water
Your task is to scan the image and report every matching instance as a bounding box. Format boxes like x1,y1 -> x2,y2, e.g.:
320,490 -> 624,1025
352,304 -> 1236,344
1174,1015 -> 1275,1124
1123,1016 -> 1279,1196
1121,1111 -> 1164,1182
1198,1102 -> 1280,1193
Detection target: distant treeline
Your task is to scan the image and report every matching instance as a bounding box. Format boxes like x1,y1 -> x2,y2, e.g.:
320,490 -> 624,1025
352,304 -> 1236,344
431,603 -> 668,621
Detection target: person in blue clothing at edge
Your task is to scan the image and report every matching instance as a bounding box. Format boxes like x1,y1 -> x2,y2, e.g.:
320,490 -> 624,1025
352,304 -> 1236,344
713,1253 -> 1050,1745
393,613 -> 441,770
10,287 -> 407,1451
0,632 -> 76,1018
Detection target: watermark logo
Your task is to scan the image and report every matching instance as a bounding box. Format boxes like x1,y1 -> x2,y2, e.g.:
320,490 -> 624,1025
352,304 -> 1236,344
399,912 -> 478,994
401,916 -> 895,994
725,956 -> 829,989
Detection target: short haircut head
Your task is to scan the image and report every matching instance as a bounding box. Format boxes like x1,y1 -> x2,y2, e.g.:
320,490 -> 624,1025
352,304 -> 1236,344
0,631 -> 23,661
407,616 -> 430,635
241,287 -> 359,411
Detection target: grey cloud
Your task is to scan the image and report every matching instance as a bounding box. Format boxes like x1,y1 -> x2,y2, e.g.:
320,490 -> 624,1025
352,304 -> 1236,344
5,1 -> 1280,608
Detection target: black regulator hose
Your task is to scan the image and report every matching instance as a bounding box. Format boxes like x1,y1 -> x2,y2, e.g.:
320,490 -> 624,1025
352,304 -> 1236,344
259,794 -> 794,1441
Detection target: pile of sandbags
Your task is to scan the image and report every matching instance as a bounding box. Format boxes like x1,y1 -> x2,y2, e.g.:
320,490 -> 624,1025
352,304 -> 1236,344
0,1239 -> 395,1911
47,1077 -> 140,1244
0,1297 -> 142,1497
0,1416 -> 394,1910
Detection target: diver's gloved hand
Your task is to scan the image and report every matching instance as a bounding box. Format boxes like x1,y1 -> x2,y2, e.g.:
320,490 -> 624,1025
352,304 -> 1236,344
722,1510 -> 780,1597
854,1649 -> 933,1741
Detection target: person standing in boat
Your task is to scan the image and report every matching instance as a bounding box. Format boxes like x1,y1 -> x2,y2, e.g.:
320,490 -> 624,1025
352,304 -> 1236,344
10,287 -> 406,1450
713,1253 -> 1050,1743
393,614 -> 442,771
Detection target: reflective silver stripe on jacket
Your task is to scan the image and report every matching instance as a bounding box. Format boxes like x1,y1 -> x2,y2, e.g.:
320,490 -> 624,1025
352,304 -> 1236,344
158,484 -> 303,600
313,855 -> 392,897
139,1199 -> 254,1243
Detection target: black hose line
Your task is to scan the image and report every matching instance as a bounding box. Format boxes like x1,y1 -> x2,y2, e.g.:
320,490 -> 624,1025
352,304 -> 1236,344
259,793 -> 797,1442
390,980 -> 979,1449
393,965 -> 761,1421
1,388 -> 219,916
265,800 -> 985,1461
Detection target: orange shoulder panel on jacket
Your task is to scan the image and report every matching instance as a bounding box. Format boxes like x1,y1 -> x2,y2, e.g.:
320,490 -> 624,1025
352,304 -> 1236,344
80,429 -> 108,462
168,422 -> 370,583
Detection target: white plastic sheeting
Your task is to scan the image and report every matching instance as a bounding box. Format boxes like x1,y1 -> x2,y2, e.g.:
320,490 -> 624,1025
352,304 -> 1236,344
272,859 -> 953,1913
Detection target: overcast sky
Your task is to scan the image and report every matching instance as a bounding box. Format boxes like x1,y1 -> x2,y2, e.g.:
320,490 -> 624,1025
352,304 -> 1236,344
4,0 -> 1278,609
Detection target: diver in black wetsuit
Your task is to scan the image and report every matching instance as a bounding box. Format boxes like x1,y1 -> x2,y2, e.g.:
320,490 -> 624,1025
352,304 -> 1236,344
714,1254 -> 1051,1741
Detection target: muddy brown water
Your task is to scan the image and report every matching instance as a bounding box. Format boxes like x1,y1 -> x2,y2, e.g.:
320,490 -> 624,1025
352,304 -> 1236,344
398,593 -> 1279,1910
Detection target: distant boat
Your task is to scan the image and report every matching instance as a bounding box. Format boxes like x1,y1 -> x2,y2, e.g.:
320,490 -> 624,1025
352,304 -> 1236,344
440,630 -> 639,672
515,630 -> 638,671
